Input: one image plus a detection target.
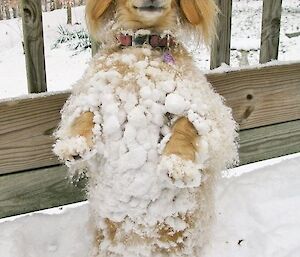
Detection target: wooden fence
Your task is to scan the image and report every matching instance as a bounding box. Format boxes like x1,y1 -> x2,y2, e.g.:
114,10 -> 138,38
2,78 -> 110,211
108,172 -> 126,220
0,0 -> 299,218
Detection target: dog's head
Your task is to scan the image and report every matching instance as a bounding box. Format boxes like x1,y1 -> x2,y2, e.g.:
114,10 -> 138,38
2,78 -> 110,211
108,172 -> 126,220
86,0 -> 218,45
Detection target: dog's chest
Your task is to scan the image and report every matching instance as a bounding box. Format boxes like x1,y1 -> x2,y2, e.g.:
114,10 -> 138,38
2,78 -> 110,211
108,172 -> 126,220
83,48 -> 206,223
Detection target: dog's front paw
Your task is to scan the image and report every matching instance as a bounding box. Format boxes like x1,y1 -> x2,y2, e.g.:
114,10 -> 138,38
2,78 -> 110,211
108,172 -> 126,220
158,155 -> 203,188
53,136 -> 92,162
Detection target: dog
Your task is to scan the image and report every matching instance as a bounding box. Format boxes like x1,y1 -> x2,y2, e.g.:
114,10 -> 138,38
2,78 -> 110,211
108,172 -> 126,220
53,0 -> 238,256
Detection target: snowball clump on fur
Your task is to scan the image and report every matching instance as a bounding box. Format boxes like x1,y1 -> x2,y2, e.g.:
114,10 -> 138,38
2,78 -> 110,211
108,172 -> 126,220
53,46 -> 238,257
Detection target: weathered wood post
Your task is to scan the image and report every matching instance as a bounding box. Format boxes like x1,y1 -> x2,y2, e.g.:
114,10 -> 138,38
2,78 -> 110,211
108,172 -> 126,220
260,0 -> 283,63
0,3 -> 3,20
210,0 -> 232,69
21,0 -> 47,93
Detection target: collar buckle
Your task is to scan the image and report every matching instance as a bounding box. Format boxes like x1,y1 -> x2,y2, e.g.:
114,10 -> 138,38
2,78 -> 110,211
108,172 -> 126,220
117,32 -> 176,49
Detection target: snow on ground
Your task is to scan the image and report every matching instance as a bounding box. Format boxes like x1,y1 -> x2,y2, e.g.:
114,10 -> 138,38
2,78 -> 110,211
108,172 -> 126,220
1,153 -> 300,257
0,1 -> 299,99
205,154 -> 300,257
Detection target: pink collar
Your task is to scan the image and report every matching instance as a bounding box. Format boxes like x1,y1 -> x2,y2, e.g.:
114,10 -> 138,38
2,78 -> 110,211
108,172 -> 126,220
117,33 -> 176,49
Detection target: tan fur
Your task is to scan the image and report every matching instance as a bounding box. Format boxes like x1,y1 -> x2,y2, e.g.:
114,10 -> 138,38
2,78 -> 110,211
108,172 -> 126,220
180,0 -> 202,25
117,0 -> 175,31
157,224 -> 184,251
189,0 -> 218,44
164,117 -> 199,161
97,218 -> 190,253
70,111 -> 94,146
85,0 -> 218,45
85,0 -> 114,37
105,218 -> 119,242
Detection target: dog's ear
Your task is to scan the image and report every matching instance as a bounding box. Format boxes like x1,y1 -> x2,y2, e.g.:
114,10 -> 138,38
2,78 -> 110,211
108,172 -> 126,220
86,0 -> 113,38
179,0 -> 218,44
180,0 -> 202,25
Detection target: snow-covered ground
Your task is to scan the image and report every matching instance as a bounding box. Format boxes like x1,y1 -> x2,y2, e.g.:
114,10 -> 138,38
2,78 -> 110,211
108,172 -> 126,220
1,153 -> 300,257
0,1 -> 299,99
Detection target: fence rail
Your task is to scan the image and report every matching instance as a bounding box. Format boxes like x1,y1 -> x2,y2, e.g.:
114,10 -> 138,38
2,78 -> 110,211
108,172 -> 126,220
0,62 -> 300,218
1,63 -> 300,176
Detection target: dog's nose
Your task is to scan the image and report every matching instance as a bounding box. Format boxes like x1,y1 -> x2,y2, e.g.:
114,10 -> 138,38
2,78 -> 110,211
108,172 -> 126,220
146,0 -> 154,3
145,0 -> 159,6
139,0 -> 164,9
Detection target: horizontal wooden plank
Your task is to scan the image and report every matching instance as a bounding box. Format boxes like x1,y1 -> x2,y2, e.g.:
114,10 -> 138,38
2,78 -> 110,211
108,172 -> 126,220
0,63 -> 299,174
0,165 -> 87,219
0,93 -> 69,175
239,119 -> 300,165
208,63 -> 300,129
1,119 -> 299,218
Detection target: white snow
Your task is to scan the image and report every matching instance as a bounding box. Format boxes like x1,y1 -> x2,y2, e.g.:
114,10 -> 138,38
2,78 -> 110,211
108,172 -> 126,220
231,38 -> 260,51
1,154 -> 300,257
205,153 -> 300,257
159,155 -> 203,188
165,93 -> 188,115
0,202 -> 92,257
0,1 -> 299,99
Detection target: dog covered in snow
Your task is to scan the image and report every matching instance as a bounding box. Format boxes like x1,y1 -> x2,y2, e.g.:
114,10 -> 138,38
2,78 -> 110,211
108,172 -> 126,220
53,0 -> 238,256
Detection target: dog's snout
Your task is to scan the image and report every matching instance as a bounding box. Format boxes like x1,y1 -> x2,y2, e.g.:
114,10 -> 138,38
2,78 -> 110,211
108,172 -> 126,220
132,0 -> 166,12
142,0 -> 162,8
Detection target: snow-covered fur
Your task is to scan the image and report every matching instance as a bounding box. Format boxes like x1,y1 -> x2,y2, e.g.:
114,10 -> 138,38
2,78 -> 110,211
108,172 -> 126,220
53,1 -> 238,256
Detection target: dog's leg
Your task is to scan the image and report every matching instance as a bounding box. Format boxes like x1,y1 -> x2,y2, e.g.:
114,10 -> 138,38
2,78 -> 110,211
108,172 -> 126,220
164,117 -> 198,161
161,117 -> 202,188
69,111 -> 95,147
54,111 -> 95,161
